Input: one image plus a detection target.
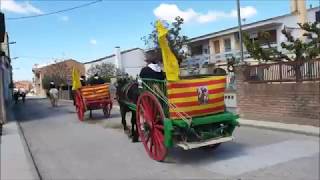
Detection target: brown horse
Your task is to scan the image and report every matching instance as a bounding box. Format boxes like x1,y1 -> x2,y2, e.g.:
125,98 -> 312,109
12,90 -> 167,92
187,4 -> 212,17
115,77 -> 139,142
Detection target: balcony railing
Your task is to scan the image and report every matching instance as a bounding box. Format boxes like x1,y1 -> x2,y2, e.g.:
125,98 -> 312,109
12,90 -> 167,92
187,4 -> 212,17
182,50 -> 251,68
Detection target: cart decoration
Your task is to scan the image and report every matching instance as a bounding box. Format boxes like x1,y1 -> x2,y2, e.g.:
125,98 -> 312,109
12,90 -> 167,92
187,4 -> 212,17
167,76 -> 226,119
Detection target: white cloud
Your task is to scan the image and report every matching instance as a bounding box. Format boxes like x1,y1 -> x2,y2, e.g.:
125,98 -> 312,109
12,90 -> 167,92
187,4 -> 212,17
1,0 -> 43,14
153,4 -> 197,23
153,3 -> 257,24
60,16 -> 70,22
230,6 -> 257,19
90,39 -> 97,45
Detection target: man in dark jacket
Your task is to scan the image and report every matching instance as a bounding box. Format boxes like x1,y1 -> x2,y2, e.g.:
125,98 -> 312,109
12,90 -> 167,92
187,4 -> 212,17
90,73 -> 105,85
80,76 -> 86,86
139,61 -> 165,80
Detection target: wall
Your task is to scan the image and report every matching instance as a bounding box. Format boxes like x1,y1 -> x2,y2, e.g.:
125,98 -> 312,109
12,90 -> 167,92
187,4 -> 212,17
85,48 -> 146,78
121,49 -> 146,77
14,81 -> 32,91
84,56 -> 116,74
33,59 -> 85,96
235,66 -> 320,127
0,56 -> 11,124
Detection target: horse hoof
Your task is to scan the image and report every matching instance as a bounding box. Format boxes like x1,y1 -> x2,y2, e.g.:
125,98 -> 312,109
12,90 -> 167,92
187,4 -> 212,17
132,137 -> 139,143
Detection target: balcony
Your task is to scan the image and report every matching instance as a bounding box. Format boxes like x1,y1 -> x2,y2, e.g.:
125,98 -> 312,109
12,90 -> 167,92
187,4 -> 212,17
182,50 -> 251,68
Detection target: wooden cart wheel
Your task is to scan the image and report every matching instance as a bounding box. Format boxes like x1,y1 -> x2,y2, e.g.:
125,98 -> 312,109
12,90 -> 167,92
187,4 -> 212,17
136,91 -> 167,161
103,103 -> 111,118
75,91 -> 85,121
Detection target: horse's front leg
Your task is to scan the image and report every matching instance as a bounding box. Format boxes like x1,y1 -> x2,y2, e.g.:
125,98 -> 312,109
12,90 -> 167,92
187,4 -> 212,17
120,107 -> 128,131
131,111 -> 138,142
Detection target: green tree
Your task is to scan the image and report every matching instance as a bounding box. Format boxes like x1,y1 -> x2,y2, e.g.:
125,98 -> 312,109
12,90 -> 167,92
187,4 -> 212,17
142,16 -> 188,63
41,62 -> 70,90
243,21 -> 320,62
86,62 -> 116,82
243,21 -> 320,81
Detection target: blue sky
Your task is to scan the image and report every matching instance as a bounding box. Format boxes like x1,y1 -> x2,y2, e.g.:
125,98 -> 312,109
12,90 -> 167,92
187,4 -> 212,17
2,0 -> 319,81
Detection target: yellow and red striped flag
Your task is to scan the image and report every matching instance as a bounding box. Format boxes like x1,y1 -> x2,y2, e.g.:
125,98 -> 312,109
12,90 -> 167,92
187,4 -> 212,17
167,76 -> 226,119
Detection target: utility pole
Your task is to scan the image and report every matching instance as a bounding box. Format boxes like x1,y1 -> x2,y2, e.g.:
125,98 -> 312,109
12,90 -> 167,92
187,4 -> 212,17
237,0 -> 244,62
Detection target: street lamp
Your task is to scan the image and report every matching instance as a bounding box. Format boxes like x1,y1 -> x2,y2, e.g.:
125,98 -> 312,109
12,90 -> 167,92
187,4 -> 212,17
11,57 -> 18,60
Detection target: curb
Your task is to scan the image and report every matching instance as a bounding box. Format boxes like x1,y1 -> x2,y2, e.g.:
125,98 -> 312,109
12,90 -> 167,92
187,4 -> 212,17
239,119 -> 320,137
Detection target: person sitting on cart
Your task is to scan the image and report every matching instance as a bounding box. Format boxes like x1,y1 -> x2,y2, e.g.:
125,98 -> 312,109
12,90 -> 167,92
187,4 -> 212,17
80,76 -> 86,86
89,73 -> 105,85
139,60 -> 165,80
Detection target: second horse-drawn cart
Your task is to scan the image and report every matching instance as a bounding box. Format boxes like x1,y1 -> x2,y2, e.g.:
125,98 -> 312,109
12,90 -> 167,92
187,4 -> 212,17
75,83 -> 113,121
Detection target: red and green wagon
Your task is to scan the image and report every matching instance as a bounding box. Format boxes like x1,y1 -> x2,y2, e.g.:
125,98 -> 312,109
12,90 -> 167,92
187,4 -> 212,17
75,83 -> 113,121
123,75 -> 239,161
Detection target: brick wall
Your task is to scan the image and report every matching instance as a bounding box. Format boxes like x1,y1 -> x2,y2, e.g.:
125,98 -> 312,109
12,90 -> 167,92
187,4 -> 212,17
236,66 -> 320,127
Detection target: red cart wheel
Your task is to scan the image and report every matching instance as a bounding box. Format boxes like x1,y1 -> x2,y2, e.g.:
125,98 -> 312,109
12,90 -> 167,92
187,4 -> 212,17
103,103 -> 111,118
75,91 -> 85,121
136,92 -> 167,161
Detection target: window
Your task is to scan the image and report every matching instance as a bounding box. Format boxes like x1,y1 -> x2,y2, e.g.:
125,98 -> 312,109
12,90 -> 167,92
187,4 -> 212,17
214,40 -> 220,54
224,38 -> 231,52
191,45 -> 203,55
259,30 -> 277,45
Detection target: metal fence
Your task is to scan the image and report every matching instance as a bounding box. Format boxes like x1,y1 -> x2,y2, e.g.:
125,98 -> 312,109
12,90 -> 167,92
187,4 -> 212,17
244,58 -> 320,83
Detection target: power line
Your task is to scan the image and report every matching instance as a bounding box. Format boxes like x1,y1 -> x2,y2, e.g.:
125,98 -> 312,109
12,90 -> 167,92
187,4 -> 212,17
6,0 -> 102,20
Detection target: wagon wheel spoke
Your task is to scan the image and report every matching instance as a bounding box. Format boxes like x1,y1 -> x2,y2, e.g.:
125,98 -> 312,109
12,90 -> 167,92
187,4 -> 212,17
149,136 -> 154,153
155,124 -> 164,131
141,98 -> 152,116
141,102 -> 152,123
152,136 -> 158,157
153,130 -> 164,158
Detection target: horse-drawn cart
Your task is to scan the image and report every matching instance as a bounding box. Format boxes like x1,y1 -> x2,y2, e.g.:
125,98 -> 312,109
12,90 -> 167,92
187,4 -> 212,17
75,83 -> 112,121
119,75 -> 239,161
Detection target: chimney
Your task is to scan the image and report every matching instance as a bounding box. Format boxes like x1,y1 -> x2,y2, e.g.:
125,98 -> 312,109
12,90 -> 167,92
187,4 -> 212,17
290,0 -> 307,38
114,46 -> 123,72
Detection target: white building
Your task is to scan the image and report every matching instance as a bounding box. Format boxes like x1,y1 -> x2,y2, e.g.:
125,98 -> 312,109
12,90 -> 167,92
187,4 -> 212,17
182,4 -> 319,113
182,6 -> 319,74
84,47 -> 146,78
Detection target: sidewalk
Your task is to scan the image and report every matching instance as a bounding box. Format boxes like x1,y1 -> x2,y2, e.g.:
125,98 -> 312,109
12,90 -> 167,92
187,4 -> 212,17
239,118 -> 320,136
0,121 -> 39,179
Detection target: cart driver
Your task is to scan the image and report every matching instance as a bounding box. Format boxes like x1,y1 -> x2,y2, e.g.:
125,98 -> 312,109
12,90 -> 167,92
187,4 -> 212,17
139,60 -> 165,80
90,73 -> 105,85
80,76 -> 86,86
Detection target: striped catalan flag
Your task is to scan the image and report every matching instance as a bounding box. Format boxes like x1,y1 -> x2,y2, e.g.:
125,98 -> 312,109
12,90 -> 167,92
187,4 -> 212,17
167,76 -> 226,119
81,83 -> 110,101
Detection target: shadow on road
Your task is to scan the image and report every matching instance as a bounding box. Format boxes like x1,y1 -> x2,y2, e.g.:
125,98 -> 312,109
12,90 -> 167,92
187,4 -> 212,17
12,98 -> 76,122
165,142 -> 248,165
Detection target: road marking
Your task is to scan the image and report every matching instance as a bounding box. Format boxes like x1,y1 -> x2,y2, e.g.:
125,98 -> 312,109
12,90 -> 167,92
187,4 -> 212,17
201,140 -> 319,176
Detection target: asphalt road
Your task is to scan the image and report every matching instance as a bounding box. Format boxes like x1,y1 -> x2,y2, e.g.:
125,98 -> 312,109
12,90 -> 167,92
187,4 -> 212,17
13,97 -> 319,180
